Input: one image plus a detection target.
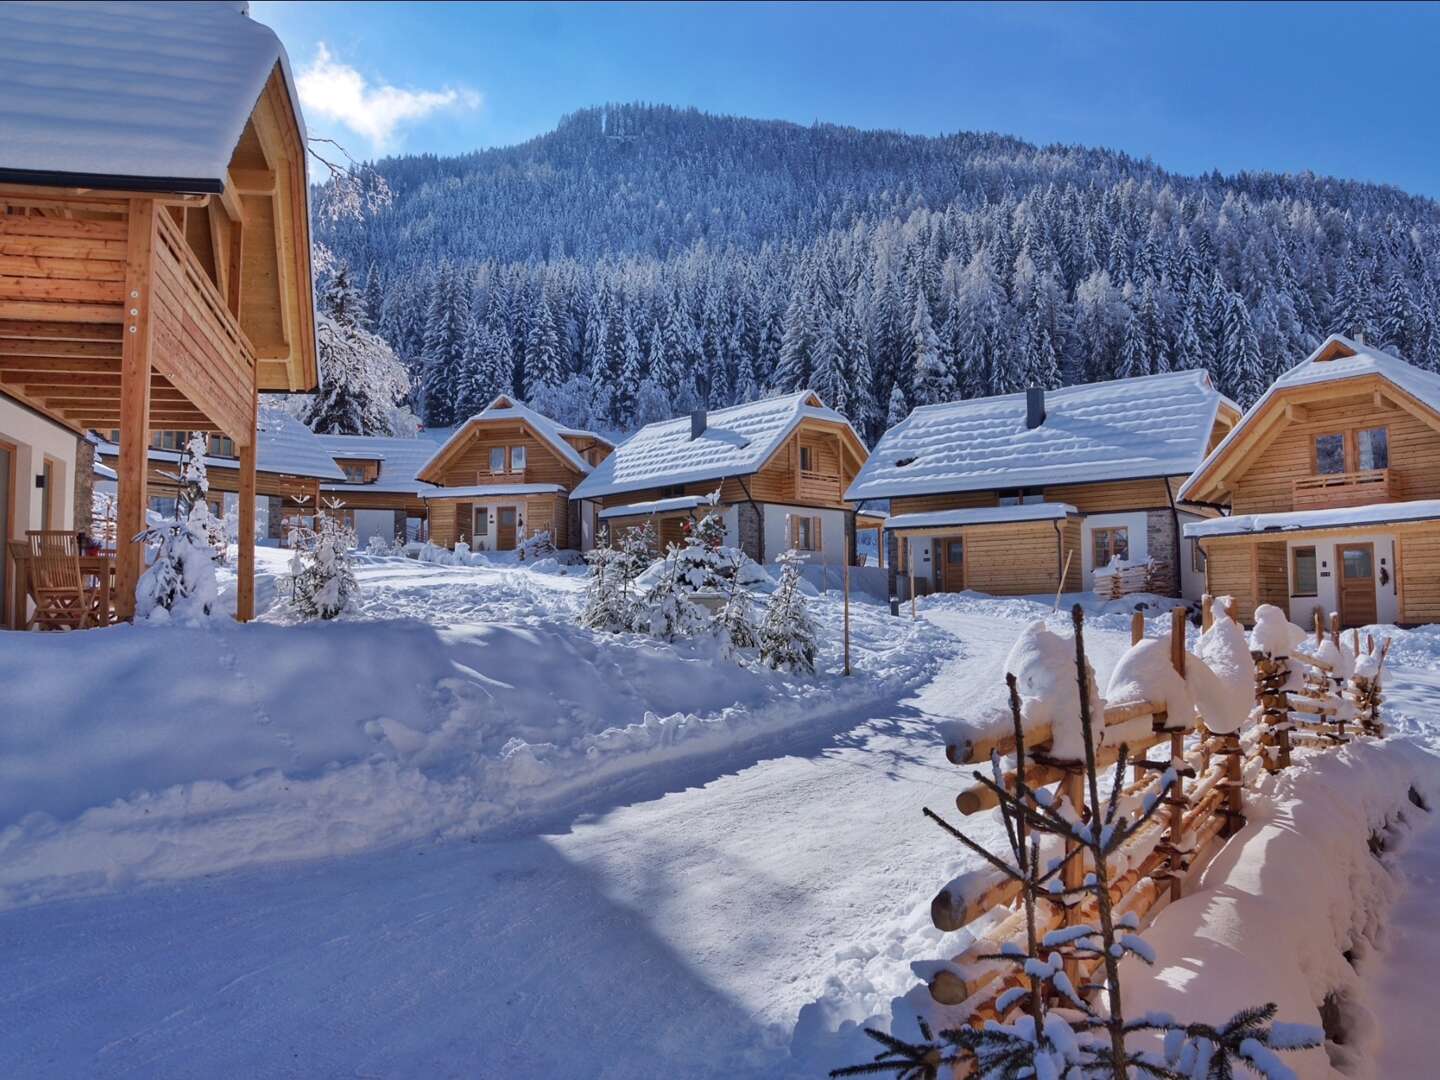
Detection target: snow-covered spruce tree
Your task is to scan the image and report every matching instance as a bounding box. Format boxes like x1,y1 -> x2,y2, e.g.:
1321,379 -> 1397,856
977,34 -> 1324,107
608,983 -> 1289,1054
289,501 -> 359,620
832,606 -> 1320,1080
133,435 -> 218,621
305,262 -> 412,436
758,548 -> 818,674
638,543 -> 708,642
580,528 -> 636,632
716,550 -> 759,654
177,430 -> 227,562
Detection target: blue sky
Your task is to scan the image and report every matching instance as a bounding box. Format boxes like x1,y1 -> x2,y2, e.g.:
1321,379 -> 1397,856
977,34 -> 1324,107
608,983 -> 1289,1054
252,1 -> 1440,196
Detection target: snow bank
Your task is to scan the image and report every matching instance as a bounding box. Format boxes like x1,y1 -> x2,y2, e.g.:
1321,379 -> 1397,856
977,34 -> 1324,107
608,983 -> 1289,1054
0,574 -> 952,910
1004,621 -> 1102,760
1251,604 -> 1307,658
1121,737 -> 1439,1078
1193,599 -> 1257,734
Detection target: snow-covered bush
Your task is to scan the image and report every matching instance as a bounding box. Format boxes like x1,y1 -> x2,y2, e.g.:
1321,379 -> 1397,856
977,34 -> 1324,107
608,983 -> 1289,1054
288,505 -> 359,620
518,529 -> 555,562
133,518 -> 218,622
637,544 -> 708,641
366,534 -> 395,556
759,549 -> 818,673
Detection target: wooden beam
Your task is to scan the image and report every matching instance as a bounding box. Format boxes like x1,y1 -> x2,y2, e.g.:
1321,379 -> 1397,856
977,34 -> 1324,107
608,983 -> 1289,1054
237,383 -> 257,622
0,358 -> 122,376
0,337 -> 122,358
0,319 -> 122,342
114,199 -> 157,622
228,167 -> 276,194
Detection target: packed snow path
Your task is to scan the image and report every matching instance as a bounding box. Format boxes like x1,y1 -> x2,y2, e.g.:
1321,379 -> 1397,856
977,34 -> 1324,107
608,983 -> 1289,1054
0,587 -> 1433,1078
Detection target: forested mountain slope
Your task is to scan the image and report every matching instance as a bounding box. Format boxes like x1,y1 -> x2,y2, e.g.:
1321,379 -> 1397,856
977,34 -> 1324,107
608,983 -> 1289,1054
316,103 -> 1440,440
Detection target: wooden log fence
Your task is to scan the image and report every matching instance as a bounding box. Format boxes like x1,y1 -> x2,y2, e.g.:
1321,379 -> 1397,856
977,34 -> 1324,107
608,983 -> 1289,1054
925,595 -> 1390,1029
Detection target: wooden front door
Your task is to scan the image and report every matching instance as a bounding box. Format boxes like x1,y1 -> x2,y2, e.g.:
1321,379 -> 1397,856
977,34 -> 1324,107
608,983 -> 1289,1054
497,506 -> 517,550
1337,542 -> 1377,628
934,537 -> 965,592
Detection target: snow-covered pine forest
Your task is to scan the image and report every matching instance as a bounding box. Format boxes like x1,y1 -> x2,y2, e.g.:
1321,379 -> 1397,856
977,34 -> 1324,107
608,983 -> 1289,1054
316,103 -> 1440,440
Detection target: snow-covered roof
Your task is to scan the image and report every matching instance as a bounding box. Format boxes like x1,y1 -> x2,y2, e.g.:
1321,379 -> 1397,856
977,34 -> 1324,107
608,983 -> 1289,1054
847,370 -> 1235,501
315,434 -> 438,495
418,396 -> 592,481
1184,499 -> 1440,539
1179,335 -> 1440,501
95,410 -> 345,481
93,460 -> 118,482
418,483 -> 565,500
0,1 -> 299,190
558,426 -> 615,448
598,496 -> 709,520
885,503 -> 1079,531
571,390 -> 862,501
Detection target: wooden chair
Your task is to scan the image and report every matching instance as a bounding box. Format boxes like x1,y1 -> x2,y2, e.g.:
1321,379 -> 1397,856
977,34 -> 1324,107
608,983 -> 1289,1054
24,531 -> 102,630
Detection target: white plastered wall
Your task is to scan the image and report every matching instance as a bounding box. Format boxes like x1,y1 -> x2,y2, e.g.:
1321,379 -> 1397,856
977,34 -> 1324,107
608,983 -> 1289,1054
763,504 -> 846,568
1285,533 -> 1399,627
1,396 -> 76,538
1079,511 -> 1148,590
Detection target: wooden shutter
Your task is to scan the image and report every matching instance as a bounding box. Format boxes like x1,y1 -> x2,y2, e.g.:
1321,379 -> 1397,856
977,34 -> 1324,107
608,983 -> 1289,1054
813,516 -> 822,553
457,502 -> 473,545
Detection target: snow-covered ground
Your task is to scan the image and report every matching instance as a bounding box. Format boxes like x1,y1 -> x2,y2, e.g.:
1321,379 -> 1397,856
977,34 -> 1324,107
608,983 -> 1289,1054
1,569 -> 1437,1078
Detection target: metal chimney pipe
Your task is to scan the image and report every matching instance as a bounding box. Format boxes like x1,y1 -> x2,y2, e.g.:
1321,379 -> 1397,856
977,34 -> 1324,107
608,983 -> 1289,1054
690,409 -> 707,440
1025,387 -> 1046,430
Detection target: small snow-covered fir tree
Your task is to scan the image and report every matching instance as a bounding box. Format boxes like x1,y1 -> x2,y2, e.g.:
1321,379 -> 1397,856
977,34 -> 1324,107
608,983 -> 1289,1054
638,544 -> 708,641
580,528 -> 636,632
289,501 -> 359,620
175,431 -> 228,562
133,435 -> 218,621
716,550 -> 759,654
759,548 -> 818,673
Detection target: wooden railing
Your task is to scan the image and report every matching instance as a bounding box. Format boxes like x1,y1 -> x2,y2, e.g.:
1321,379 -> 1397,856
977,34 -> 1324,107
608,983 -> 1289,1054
1292,468 -> 1393,511
148,208 -> 256,440
797,468 -> 841,503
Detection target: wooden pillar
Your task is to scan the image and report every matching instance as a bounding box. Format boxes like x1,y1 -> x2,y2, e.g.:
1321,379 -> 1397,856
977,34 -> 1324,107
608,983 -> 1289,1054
237,390 -> 257,622
114,199 -> 157,622
886,529 -> 899,616
1201,593 -> 1213,632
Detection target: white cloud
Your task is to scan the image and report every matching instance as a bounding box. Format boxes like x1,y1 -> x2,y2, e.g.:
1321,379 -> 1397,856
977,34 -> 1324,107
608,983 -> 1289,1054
296,43 -> 481,152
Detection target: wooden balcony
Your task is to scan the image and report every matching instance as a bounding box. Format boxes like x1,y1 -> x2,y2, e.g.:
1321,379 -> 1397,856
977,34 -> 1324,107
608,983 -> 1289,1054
797,468 -> 841,504
1292,468 -> 1395,511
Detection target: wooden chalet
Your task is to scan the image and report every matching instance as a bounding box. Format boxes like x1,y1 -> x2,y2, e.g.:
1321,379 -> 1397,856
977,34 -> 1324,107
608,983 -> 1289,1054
315,433 -> 440,547
846,371 -> 1240,604
95,409 -> 346,544
570,391 -> 870,564
1180,334 -> 1440,628
415,396 -> 613,551
0,1 -> 315,624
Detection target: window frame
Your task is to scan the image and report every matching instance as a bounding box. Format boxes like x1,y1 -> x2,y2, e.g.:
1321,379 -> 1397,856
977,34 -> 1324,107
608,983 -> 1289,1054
489,447 -> 505,473
1291,545 -> 1319,597
791,514 -> 821,552
510,445 -> 527,473
1355,425 -> 1389,471
1091,525 -> 1130,569
1191,538 -> 1207,575
474,507 -> 489,536
799,445 -> 814,472
1313,432 -> 1347,475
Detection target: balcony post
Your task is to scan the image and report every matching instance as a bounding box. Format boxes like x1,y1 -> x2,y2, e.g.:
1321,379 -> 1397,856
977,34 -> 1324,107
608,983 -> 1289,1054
236,385 -> 257,622
114,199 -> 157,622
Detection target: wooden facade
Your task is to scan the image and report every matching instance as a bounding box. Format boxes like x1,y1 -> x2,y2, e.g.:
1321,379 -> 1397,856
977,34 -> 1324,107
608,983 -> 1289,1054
418,398 -> 610,552
1183,336 -> 1440,627
1,58 -> 315,622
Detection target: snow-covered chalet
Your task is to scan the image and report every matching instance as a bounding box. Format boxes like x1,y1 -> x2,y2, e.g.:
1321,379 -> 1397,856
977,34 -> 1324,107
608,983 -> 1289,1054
569,391 -> 870,564
415,395 -> 613,551
846,371 -> 1241,602
1181,334 -> 1440,628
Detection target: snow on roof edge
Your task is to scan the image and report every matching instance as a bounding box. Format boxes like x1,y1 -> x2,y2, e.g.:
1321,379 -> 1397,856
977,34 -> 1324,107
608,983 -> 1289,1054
1184,499 -> 1440,539
886,503 -> 1079,530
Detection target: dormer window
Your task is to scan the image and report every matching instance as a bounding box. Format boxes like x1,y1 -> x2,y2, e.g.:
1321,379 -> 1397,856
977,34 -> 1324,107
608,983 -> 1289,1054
344,464 -> 368,484
998,487 -> 1045,506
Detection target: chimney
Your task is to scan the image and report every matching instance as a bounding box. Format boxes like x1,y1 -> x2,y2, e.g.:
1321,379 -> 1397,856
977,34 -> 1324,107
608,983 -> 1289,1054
1354,331 -> 1365,346
1025,387 -> 1046,430
690,408 -> 707,440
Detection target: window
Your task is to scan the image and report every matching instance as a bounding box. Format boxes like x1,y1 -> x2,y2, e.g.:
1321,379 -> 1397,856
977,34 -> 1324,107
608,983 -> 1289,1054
148,495 -> 178,518
791,515 -> 821,552
1314,432 -> 1346,475
1292,546 -> 1318,596
998,487 -> 1045,506
510,445 -> 526,472
344,464 -> 368,484
1092,526 -> 1129,568
1191,539 -> 1206,574
1357,426 -> 1389,471
489,447 -> 505,473
946,539 -> 964,564
660,484 -> 686,498
799,445 -> 813,471
150,430 -> 187,451
474,508 -> 489,536
208,435 -> 235,458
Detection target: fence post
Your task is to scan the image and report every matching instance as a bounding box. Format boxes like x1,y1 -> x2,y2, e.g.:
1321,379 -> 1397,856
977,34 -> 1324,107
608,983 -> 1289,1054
842,557 -> 851,676
1165,606 -> 1188,901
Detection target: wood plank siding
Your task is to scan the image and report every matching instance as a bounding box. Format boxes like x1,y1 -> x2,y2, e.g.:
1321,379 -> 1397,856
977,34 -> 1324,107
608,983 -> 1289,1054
890,476 -> 1180,518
